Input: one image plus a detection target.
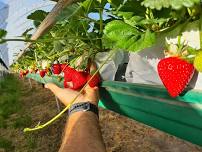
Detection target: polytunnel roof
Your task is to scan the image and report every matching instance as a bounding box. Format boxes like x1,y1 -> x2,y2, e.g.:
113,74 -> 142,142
0,0 -> 56,67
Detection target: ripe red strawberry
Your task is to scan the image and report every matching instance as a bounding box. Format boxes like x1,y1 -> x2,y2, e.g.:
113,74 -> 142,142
22,71 -> 27,76
25,70 -> 29,75
39,70 -> 46,78
63,80 -> 69,88
87,74 -> 101,87
71,71 -> 87,90
63,66 -> 75,82
35,69 -> 38,73
19,70 -> 24,78
60,63 -> 68,72
158,57 -> 195,97
52,64 -> 61,74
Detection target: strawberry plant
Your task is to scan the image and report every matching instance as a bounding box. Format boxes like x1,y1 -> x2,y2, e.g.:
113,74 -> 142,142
0,0 -> 201,131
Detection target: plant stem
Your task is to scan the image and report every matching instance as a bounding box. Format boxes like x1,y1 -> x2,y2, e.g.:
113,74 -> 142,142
23,50 -> 115,132
99,5 -> 103,51
1,37 -> 102,44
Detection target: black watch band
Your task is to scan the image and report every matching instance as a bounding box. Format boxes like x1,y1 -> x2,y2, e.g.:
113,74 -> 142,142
68,102 -> 99,117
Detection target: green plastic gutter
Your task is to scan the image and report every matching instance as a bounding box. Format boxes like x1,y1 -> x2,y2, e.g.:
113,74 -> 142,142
27,73 -> 202,146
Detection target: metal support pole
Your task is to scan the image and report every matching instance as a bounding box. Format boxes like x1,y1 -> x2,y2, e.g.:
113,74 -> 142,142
55,96 -> 61,112
28,78 -> 32,89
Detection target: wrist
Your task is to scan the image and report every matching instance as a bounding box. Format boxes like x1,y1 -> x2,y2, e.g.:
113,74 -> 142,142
73,93 -> 99,106
68,102 -> 99,118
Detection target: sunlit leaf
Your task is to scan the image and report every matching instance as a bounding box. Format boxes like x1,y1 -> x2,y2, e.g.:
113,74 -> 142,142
141,0 -> 200,10
104,20 -> 156,52
27,10 -> 48,27
27,10 -> 48,21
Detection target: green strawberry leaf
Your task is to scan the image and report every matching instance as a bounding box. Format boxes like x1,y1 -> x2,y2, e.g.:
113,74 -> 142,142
141,0 -> 200,10
0,29 -> 7,44
27,10 -> 48,22
27,10 -> 48,27
104,20 -> 156,52
107,0 -> 123,8
0,29 -> 7,39
56,3 -> 83,23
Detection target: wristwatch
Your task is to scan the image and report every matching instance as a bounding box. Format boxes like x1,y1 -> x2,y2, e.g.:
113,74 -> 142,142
68,102 -> 99,117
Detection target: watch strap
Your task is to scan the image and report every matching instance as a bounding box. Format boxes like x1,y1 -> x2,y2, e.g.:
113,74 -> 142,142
68,102 -> 99,117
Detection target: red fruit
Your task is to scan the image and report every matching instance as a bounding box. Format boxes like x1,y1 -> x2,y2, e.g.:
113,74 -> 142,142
71,71 -> 87,90
63,80 -> 69,88
52,64 -> 61,74
39,70 -> 46,78
63,66 -> 75,82
25,70 -> 29,75
60,64 -> 68,71
158,57 -> 195,97
87,74 -> 101,87
19,70 -> 24,78
35,69 -> 38,73
23,71 -> 27,76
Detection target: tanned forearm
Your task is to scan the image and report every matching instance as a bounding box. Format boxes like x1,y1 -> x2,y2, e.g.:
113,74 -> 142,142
59,111 -> 106,152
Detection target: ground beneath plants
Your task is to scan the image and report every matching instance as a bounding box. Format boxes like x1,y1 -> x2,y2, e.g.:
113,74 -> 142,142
0,76 -> 202,152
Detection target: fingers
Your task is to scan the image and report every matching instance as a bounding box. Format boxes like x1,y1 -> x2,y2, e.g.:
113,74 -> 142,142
45,83 -> 84,106
89,62 -> 98,74
84,85 -> 99,105
45,83 -> 63,98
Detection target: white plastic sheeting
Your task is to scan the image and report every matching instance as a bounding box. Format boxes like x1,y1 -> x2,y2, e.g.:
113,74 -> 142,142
125,21 -> 202,90
95,51 -> 125,81
0,0 -> 56,66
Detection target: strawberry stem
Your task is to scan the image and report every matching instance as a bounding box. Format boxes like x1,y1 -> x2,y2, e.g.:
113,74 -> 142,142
23,50 -> 116,132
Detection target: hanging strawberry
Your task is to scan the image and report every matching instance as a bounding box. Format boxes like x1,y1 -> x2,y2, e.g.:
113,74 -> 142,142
52,64 -> 61,74
158,57 -> 195,97
63,80 -> 69,88
63,66 -> 76,82
35,69 -> 38,73
87,74 -> 101,88
157,38 -> 197,97
60,63 -> 68,72
25,70 -> 29,75
71,70 -> 88,90
39,70 -> 46,78
19,70 -> 24,78
52,61 -> 61,75
86,62 -> 101,88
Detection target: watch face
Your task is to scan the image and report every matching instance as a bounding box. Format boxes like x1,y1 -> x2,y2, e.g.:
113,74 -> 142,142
83,103 -> 90,110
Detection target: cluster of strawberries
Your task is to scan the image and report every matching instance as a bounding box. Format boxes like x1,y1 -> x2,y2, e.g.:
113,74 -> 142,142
19,70 -> 29,78
20,63 -> 100,90
53,63 -> 100,89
